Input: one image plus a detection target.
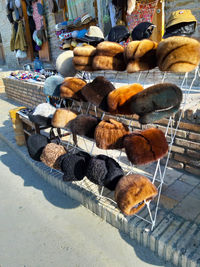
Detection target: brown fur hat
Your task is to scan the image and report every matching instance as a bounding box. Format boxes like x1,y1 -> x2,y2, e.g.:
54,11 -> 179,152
68,114 -> 101,139
51,109 -> 77,128
96,41 -> 124,56
124,40 -> 158,72
73,56 -> 94,66
107,83 -> 144,114
156,36 -> 200,72
95,119 -> 130,149
81,76 -> 115,108
128,83 -> 183,124
60,77 -> 87,100
92,55 -> 126,71
73,45 -> 96,56
114,174 -> 158,216
74,65 -> 94,72
124,128 -> 168,165
40,143 -> 67,170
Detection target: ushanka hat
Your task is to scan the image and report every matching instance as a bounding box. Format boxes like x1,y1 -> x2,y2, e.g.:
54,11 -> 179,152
40,143 -> 67,169
86,155 -> 124,191
61,151 -> 91,181
27,134 -> 49,161
115,174 -> 158,216
107,83 -> 144,114
60,77 -> 87,101
43,75 -> 64,97
94,119 -> 130,150
124,128 -> 168,165
156,36 -> 200,73
127,83 -> 183,124
81,76 -> 115,110
51,109 -> 77,128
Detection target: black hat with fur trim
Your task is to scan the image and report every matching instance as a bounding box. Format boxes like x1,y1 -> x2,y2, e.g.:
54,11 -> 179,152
27,134 -> 49,161
86,154 -> 124,191
61,151 -> 91,181
81,76 -> 115,110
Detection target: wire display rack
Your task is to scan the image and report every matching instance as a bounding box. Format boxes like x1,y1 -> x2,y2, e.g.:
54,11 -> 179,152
51,67 -> 200,230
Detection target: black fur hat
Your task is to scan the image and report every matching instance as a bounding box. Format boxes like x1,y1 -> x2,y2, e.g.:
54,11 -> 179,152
61,151 -> 91,181
27,134 -> 49,161
81,76 -> 115,109
28,114 -> 52,127
86,154 -> 124,191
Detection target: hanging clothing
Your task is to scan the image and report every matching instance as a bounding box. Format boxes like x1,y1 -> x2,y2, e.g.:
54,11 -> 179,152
66,0 -> 95,20
10,24 -> 16,51
14,20 -> 27,51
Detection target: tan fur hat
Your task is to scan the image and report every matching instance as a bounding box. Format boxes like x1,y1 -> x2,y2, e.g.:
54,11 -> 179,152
115,174 -> 158,216
94,119 -> 130,149
92,55 -> 126,71
96,41 -> 124,56
156,36 -> 200,72
73,45 -> 96,57
60,77 -> 87,100
73,56 -> 94,66
51,109 -> 77,128
74,65 -> 94,71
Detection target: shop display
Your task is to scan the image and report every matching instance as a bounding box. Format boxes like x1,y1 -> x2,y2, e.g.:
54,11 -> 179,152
124,128 -> 168,165
51,108 -> 77,128
114,174 -> 158,215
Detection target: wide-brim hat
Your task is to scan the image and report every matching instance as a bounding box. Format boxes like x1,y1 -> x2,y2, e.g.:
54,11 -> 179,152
56,50 -> 77,77
85,26 -> 104,39
166,10 -> 197,29
114,174 -> 158,216
43,75 -> 64,97
124,128 -> 168,165
86,154 -> 124,191
27,134 -> 49,161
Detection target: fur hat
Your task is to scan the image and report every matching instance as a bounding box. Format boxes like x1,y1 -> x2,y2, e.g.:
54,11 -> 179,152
61,151 -> 91,181
43,75 -> 64,97
27,134 -> 49,161
94,119 -> 130,149
51,109 -> 77,128
73,45 -> 96,57
74,65 -> 94,72
28,114 -> 52,127
81,76 -> 115,109
96,41 -> 124,56
56,50 -> 77,77
114,174 -> 158,215
73,56 -> 94,66
131,22 -> 155,41
108,25 -> 130,43
92,55 -> 126,71
107,83 -> 144,114
156,36 -> 200,72
86,155 -> 124,191
68,114 -> 100,139
124,128 -> 168,165
60,77 -> 87,100
40,143 -> 67,169
128,83 -> 183,124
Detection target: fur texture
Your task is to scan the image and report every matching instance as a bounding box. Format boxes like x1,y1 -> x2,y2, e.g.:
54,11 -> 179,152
114,174 -> 158,216
74,65 -> 94,71
73,45 -> 96,56
61,151 -> 91,181
156,36 -> 200,72
127,0 -> 136,15
60,77 -> 87,100
96,41 -> 125,56
51,109 -> 77,128
40,143 -> 67,169
126,56 -> 157,72
81,76 -> 115,107
92,55 -> 126,71
73,56 -> 94,66
94,119 -> 130,149
86,154 -> 124,191
28,114 -> 52,127
128,83 -> 183,124
124,128 -> 168,165
107,83 -> 144,114
27,134 -> 49,161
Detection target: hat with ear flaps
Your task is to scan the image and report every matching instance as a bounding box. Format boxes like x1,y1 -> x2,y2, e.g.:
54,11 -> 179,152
114,174 -> 158,216
107,83 -> 144,114
61,151 -> 91,182
81,76 -> 115,110
124,128 -> 168,165
43,75 -> 64,97
127,83 -> 183,124
60,77 -> 87,101
156,36 -> 200,73
51,108 -> 77,128
86,155 -> 124,191
40,143 -> 67,170
94,119 -> 130,150
27,134 -> 49,161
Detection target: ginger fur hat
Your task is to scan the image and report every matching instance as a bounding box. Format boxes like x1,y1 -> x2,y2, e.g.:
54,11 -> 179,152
156,36 -> 200,73
94,119 -> 130,150
60,77 -> 87,101
115,174 -> 158,216
124,128 -> 168,165
51,109 -> 77,128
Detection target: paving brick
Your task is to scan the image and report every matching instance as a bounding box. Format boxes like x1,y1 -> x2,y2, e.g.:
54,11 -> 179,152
159,195 -> 179,210
179,173 -> 200,186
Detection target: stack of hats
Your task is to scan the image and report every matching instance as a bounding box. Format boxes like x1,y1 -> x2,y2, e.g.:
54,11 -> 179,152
124,39 -> 158,72
60,77 -> 87,101
92,41 -> 126,71
73,45 -> 96,72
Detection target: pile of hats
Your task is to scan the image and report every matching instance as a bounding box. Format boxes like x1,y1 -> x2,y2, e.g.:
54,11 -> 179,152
73,45 -> 96,72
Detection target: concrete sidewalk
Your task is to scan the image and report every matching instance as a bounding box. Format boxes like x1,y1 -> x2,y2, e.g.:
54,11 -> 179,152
0,92 -> 200,267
